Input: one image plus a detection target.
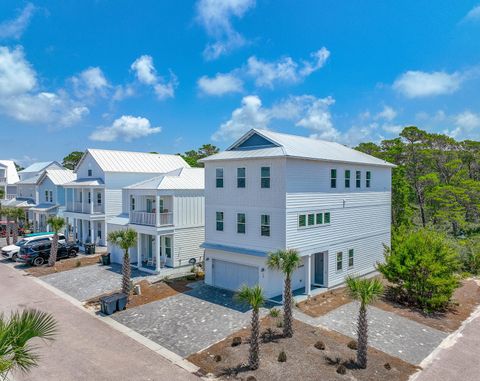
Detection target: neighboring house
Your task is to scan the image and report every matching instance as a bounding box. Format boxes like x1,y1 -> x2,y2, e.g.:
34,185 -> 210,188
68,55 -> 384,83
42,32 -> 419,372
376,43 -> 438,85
0,160 -> 19,200
18,161 -> 63,181
108,167 -> 205,274
29,169 -> 77,232
200,129 -> 394,298
63,149 -> 190,247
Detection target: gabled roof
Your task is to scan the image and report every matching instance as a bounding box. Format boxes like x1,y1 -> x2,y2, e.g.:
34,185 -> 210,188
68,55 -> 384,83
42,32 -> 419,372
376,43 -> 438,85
201,129 -> 395,167
0,160 -> 19,184
37,169 -> 77,186
76,149 -> 190,174
19,161 -> 62,173
125,168 -> 204,191
16,174 -> 42,185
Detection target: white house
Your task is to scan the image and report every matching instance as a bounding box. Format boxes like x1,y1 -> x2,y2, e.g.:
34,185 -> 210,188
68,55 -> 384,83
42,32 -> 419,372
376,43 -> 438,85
18,161 -> 63,181
107,167 -> 205,274
0,160 -> 19,200
63,149 -> 190,247
200,129 -> 394,298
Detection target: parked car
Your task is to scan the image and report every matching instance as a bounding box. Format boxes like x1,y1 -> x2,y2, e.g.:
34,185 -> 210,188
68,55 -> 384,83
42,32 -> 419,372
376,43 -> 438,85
1,233 -> 66,261
17,241 -> 79,266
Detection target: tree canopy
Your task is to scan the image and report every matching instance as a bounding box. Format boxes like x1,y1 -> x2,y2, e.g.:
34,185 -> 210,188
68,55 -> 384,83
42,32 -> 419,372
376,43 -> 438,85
62,151 -> 84,170
179,144 -> 219,167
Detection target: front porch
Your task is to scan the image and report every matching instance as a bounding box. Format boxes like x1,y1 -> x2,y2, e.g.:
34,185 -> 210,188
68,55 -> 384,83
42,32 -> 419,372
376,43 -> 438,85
135,232 -> 175,274
65,216 -> 106,246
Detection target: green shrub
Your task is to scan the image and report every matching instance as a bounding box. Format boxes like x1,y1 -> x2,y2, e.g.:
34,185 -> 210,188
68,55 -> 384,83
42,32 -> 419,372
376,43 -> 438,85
277,351 -> 287,362
377,227 -> 459,312
457,237 -> 480,275
269,307 -> 280,318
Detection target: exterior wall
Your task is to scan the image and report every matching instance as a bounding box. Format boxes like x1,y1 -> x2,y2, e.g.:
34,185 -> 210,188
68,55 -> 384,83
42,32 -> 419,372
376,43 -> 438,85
204,157 -> 287,253
173,191 -> 204,228
17,183 -> 37,201
107,223 -> 137,264
173,226 -> 205,267
76,154 -> 105,179
37,177 -> 57,204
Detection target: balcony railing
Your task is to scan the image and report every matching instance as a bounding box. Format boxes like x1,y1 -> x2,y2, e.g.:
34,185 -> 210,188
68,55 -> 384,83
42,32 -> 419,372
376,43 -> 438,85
129,211 -> 173,227
0,177 -> 6,183
66,202 -> 104,214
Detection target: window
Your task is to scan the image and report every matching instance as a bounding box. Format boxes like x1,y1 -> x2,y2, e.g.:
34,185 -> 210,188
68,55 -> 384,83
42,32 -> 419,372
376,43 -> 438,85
336,252 -> 343,271
49,191 -> 53,203
331,169 -> 337,188
307,213 -> 315,226
316,212 -> 323,224
216,211 -> 224,231
261,214 -> 270,236
237,213 -> 246,234
88,169 -> 92,177
348,249 -> 354,268
79,191 -> 82,202
216,168 -> 224,188
159,198 -> 164,213
97,192 -> 102,205
356,171 -> 361,188
237,167 -> 246,188
45,190 -> 48,202
345,170 -> 351,188
130,197 -> 135,211
298,214 -> 306,227
165,236 -> 172,258
324,212 -> 331,224
261,167 -> 270,188
88,192 -> 91,204
366,171 -> 371,188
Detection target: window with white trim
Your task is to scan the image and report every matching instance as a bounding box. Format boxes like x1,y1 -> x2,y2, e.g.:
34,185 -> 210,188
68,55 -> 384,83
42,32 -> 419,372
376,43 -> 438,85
298,214 -> 306,227
331,169 -> 337,188
336,252 -> 343,271
356,170 -> 361,188
366,171 -> 371,188
324,212 -> 331,224
298,211 -> 331,228
261,214 -> 270,236
237,167 -> 246,188
216,168 -> 224,188
88,192 -> 91,204
345,170 -> 351,188
88,169 -> 92,177
45,190 -> 48,202
261,167 -> 270,188
165,236 -> 172,258
216,211 -> 224,231
49,191 -> 53,203
130,197 -> 135,211
348,249 -> 354,268
237,213 -> 246,234
97,192 -> 102,205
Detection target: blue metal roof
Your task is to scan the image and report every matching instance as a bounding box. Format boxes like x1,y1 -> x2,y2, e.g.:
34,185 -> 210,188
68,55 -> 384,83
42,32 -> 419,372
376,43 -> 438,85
201,242 -> 267,257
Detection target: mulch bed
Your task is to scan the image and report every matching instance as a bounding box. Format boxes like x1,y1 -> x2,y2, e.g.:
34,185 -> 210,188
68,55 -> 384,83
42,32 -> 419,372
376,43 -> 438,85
188,317 -> 418,381
297,286 -> 352,317
24,254 -> 102,277
373,278 -> 480,333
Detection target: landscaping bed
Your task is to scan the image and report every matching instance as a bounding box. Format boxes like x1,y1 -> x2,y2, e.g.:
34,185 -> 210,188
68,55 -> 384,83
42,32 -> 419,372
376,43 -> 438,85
24,254 -> 102,277
188,317 -> 418,381
297,287 -> 351,317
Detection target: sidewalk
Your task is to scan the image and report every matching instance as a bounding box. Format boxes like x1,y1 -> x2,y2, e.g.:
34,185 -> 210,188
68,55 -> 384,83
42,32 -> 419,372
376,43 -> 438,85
0,263 -> 198,381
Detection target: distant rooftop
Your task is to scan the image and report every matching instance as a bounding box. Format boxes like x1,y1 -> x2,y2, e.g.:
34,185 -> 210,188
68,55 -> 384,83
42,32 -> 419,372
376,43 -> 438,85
20,161 -> 61,173
0,160 -> 19,184
126,168 -> 204,190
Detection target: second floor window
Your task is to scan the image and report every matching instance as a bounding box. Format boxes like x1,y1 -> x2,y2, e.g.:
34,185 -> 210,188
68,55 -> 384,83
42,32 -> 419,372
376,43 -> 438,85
88,169 -> 92,177
45,190 -> 48,202
88,192 -> 91,204
97,192 -> 102,205
356,171 -> 361,188
366,171 -> 371,188
345,170 -> 350,188
261,214 -> 270,236
237,167 -> 246,188
261,166 -> 270,188
216,211 -> 224,231
159,198 -> 164,213
216,168 -> 224,188
130,197 -> 135,211
331,169 -> 337,188
49,191 -> 53,203
237,213 -> 246,234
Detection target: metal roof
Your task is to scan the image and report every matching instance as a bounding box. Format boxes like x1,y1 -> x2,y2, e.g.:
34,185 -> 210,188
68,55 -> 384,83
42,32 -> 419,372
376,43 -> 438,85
30,203 -> 59,212
77,149 -> 190,173
0,160 -> 19,184
107,214 -> 129,226
201,129 -> 395,167
63,178 -> 104,187
16,174 -> 42,185
0,198 -> 35,208
38,169 -> 77,185
19,161 -> 61,173
125,168 -> 204,190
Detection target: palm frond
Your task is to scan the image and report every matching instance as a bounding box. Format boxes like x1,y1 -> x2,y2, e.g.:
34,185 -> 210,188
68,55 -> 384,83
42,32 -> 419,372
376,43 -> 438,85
235,285 -> 265,311
346,276 -> 384,306
266,249 -> 302,276
46,216 -> 65,233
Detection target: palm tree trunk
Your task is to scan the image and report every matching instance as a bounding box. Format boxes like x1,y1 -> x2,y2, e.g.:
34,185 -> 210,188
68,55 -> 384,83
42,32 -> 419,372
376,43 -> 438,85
12,220 -> 18,244
249,308 -> 260,370
6,222 -> 11,245
48,234 -> 59,267
357,304 -> 368,369
283,275 -> 293,337
122,251 -> 131,297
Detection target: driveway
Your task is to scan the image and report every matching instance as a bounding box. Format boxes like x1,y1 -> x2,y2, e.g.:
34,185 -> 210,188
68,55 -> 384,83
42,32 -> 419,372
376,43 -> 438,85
314,301 -> 448,365
112,284 -> 271,357
40,263 -> 150,301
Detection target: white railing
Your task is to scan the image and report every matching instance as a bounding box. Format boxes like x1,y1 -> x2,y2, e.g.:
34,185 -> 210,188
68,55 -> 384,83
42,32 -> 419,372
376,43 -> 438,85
66,201 -> 104,214
0,177 -> 6,183
6,194 -> 15,200
129,211 -> 173,227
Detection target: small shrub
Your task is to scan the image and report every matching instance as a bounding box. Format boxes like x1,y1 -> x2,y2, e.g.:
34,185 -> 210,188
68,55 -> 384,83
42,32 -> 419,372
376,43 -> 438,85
231,336 -> 242,347
384,362 -> 391,370
314,340 -> 326,350
276,320 -> 284,328
269,307 -> 280,318
261,328 -> 279,343
277,351 -> 287,362
186,274 -> 197,281
347,340 -> 357,350
336,365 -> 347,375
324,356 -> 341,366
75,260 -> 81,267
213,354 -> 222,362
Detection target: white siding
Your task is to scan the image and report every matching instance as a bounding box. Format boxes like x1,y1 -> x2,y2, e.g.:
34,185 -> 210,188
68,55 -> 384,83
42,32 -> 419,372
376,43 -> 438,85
173,226 -> 205,267
76,153 -> 105,179
107,223 -> 137,264
105,189 -> 122,217
173,192 -> 204,228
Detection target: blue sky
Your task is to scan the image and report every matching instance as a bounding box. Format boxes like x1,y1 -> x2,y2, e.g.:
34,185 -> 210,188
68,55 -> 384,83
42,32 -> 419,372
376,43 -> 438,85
0,0 -> 479,166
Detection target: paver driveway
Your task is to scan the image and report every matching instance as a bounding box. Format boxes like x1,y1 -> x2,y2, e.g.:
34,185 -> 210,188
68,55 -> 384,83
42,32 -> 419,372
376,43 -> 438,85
112,285 -> 270,357
40,263 -> 149,301
315,301 -> 447,364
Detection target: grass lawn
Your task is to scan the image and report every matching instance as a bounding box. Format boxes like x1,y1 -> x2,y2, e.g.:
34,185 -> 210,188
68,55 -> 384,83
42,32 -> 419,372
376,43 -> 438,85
188,316 -> 418,381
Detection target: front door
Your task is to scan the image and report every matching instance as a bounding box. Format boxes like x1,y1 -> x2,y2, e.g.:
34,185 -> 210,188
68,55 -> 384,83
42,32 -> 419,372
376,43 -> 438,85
314,252 -> 325,285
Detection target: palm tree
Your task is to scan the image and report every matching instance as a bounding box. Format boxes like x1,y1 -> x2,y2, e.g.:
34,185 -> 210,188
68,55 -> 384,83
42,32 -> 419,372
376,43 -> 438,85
0,309 -> 57,380
10,208 -> 25,244
47,216 -> 65,267
266,249 -> 302,337
235,285 -> 265,370
3,208 -> 13,246
346,276 -> 384,369
107,228 -> 137,297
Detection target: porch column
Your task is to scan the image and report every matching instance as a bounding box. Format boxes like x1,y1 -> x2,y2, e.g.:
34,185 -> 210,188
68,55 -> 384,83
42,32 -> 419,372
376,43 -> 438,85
72,188 -> 75,211
155,234 -> 161,272
90,188 -> 94,214
90,221 -> 95,244
305,254 -> 312,296
156,195 -> 161,227
137,232 -> 141,268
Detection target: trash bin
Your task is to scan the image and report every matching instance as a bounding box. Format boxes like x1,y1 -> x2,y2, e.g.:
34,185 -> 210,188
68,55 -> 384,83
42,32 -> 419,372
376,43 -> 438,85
101,253 -> 111,265
84,243 -> 96,255
100,294 -> 119,315
116,292 -> 128,311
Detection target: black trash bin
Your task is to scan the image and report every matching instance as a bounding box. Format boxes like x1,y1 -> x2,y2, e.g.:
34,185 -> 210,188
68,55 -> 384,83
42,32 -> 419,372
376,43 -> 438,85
101,253 -> 111,265
100,294 -> 119,315
116,292 -> 128,311
84,243 -> 96,255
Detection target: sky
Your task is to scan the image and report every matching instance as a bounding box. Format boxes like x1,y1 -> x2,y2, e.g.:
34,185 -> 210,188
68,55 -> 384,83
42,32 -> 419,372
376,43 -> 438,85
0,0 -> 479,166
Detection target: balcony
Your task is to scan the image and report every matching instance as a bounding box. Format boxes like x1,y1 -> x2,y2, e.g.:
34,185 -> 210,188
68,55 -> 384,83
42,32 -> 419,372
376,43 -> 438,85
129,211 -> 173,227
66,201 -> 104,214
0,177 -> 6,183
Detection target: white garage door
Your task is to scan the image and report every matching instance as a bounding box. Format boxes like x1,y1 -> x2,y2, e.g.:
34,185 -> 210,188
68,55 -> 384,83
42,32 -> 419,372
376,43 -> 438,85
212,260 -> 259,292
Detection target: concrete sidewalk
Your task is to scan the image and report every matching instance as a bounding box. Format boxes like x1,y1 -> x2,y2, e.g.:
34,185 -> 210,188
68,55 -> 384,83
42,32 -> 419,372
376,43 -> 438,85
0,264 -> 198,381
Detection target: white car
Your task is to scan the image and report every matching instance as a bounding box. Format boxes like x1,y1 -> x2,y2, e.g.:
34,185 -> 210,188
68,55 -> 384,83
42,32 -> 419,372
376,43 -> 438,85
1,233 -> 66,261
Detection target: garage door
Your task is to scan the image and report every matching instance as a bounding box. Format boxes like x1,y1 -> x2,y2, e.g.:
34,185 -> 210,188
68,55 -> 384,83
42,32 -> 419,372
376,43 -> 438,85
212,260 -> 259,292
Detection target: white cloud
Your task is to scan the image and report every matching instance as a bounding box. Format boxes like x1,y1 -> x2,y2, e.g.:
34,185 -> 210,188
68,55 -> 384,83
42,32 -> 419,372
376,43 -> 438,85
90,115 -> 162,142
463,5 -> 480,22
195,0 -> 255,60
374,105 -> 397,121
299,47 -> 331,76
131,55 -> 177,100
449,111 -> 480,139
112,84 -> 135,101
294,96 -> 339,140
71,67 -> 109,98
393,70 -> 462,98
0,3 -> 36,40
0,46 -> 88,126
198,73 -> 243,95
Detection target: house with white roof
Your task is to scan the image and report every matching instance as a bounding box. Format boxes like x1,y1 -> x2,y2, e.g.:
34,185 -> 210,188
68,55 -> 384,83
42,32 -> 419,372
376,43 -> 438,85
18,161 -> 63,181
63,149 -> 190,247
0,160 -> 19,200
108,167 -> 205,273
200,129 -> 394,298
